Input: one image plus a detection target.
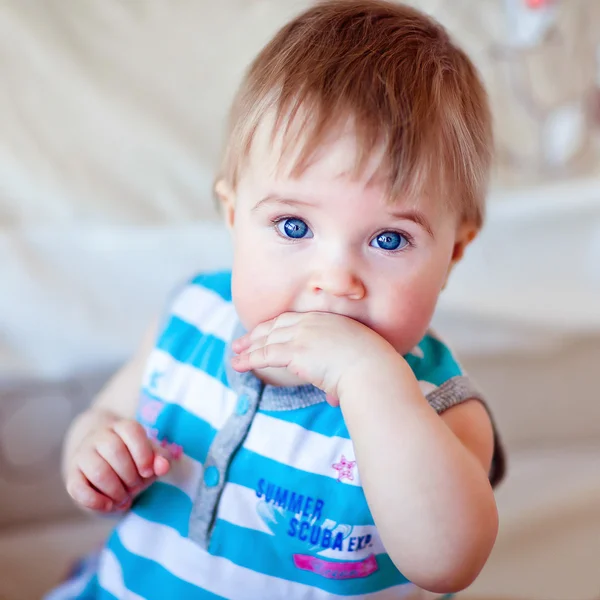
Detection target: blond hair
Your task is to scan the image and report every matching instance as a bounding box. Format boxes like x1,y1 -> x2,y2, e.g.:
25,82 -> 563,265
219,0 -> 493,227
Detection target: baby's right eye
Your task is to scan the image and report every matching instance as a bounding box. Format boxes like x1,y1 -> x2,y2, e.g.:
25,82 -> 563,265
276,218 -> 313,239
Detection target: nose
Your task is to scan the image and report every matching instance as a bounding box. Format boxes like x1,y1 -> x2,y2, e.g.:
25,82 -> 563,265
309,265 -> 366,300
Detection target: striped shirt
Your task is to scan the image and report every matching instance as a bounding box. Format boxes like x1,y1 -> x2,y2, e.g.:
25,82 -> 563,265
49,271 -> 502,600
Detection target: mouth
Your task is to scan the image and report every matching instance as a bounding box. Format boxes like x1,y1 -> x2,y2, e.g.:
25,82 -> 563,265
306,309 -> 370,328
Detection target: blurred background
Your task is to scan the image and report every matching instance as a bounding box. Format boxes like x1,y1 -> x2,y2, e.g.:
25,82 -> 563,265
0,1 -> 598,599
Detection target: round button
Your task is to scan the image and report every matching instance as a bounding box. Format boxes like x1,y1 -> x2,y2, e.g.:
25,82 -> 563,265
235,394 -> 250,416
203,466 -> 220,488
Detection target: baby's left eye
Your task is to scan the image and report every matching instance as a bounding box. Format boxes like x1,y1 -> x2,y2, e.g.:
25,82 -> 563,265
370,231 -> 409,251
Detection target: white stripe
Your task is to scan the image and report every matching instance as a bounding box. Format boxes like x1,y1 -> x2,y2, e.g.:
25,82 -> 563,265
98,548 -> 145,600
142,348 -> 237,430
113,513 -> 418,599
171,283 -> 238,341
217,481 -> 274,535
246,413 -> 362,486
160,455 -> 204,499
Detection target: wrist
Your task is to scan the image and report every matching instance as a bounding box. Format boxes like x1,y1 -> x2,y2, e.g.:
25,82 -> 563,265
337,348 -> 409,406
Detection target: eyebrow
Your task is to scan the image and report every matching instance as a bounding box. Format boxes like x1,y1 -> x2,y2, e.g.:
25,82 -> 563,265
252,195 -> 315,212
388,209 -> 435,238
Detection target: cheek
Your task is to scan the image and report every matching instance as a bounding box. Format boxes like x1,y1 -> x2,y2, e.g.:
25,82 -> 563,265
230,230 -> 295,330
372,266 -> 447,353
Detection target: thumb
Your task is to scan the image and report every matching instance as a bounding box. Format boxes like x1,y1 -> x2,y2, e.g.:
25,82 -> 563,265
153,453 -> 171,477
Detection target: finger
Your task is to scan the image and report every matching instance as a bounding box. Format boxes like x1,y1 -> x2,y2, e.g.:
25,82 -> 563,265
244,326 -> 296,354
79,449 -> 129,504
232,313 -> 301,352
113,420 -> 155,479
153,454 -> 171,477
95,430 -> 142,490
67,469 -> 113,512
231,342 -> 293,372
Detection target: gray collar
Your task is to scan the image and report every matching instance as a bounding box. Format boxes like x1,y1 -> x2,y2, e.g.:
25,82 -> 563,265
224,321 -> 326,411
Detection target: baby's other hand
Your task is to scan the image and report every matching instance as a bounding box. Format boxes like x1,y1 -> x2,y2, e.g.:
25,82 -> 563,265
66,417 -> 173,514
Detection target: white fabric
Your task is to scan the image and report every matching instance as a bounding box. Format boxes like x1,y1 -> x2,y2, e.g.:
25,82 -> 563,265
115,514 -> 414,600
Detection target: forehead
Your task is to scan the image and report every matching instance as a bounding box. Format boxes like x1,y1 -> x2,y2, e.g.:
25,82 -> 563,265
248,112 -> 385,187
244,112 -> 441,216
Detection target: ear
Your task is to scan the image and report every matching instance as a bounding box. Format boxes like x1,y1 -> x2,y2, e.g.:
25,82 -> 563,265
215,179 -> 236,230
443,222 -> 478,287
451,222 -> 478,263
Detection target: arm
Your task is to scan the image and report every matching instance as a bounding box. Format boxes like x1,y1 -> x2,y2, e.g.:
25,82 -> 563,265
231,311 -> 498,594
339,357 -> 497,593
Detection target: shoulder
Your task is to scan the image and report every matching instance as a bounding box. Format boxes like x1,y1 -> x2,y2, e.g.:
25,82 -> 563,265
405,331 -> 464,389
187,271 -> 233,302
405,330 -> 481,413
157,270 -> 236,343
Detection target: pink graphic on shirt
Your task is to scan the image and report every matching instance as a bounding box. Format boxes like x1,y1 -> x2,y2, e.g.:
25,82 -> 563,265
145,427 -> 183,460
293,554 -> 378,579
332,455 -> 356,482
140,400 -> 164,425
161,438 -> 184,460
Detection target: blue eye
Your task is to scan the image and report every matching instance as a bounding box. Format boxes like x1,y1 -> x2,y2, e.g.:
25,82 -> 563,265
277,218 -> 312,239
371,231 -> 408,251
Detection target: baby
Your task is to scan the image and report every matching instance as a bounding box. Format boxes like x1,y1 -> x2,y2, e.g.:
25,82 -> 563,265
50,1 -> 505,598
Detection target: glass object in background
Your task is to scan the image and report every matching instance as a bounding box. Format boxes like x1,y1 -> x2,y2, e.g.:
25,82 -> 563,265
413,0 -> 600,188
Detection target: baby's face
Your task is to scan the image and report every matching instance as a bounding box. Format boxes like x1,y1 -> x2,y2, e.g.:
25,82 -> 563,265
220,127 -> 473,357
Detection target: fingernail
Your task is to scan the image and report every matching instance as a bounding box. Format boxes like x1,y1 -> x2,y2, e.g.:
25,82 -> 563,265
141,468 -> 154,478
116,498 -> 130,509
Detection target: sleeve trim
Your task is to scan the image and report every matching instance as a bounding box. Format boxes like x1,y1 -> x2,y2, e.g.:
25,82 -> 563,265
426,376 -> 507,488
425,376 -> 484,414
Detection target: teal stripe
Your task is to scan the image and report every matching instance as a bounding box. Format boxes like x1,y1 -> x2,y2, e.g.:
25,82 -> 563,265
86,578 -> 117,600
107,531 -> 228,600
131,462 -> 374,539
259,403 -> 351,439
210,519 -> 409,595
405,334 -> 462,386
137,390 -> 217,465
191,271 -> 232,302
156,316 -> 230,387
229,447 -> 375,526
133,482 -> 193,537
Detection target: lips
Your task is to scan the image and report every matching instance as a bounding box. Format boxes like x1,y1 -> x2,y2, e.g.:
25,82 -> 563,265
296,307 -> 369,327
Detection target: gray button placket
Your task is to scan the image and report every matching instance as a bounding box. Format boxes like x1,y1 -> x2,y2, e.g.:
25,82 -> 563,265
188,372 -> 262,548
187,320 -> 326,549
